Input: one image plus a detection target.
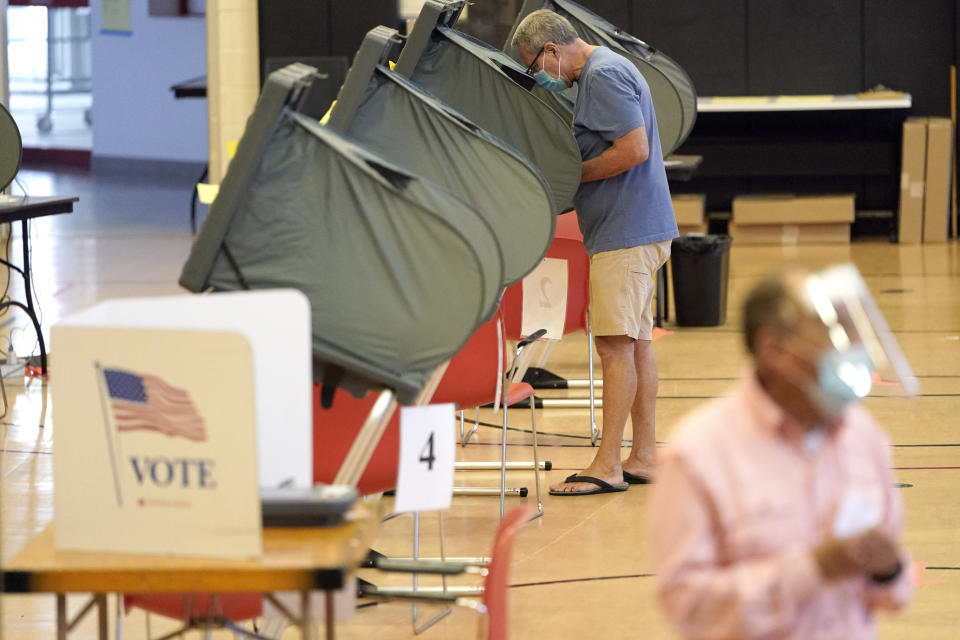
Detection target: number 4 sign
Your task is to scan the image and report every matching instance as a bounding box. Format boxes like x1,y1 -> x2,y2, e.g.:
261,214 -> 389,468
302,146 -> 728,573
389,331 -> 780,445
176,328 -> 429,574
394,403 -> 456,513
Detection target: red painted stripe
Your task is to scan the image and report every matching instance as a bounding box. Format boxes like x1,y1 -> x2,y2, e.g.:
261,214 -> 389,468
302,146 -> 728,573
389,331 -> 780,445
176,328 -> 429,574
21,148 -> 91,168
9,1 -> 89,7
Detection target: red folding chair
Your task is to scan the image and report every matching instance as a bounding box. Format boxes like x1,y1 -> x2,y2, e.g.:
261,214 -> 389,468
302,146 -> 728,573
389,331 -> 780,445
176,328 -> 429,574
498,211 -> 600,444
120,593 -> 270,639
313,311 -> 544,520
368,504 -> 535,640
433,311 -> 544,519
310,314 -> 541,635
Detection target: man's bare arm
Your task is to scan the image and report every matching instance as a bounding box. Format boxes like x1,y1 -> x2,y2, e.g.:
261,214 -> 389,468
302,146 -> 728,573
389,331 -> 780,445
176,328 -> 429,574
580,126 -> 650,183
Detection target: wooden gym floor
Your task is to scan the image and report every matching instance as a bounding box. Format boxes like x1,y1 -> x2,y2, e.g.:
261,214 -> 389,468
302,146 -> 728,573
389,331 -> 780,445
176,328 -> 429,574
1,166 -> 958,638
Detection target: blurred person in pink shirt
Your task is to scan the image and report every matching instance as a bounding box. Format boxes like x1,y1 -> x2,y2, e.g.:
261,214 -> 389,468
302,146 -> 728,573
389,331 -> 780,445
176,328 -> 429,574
650,265 -> 914,639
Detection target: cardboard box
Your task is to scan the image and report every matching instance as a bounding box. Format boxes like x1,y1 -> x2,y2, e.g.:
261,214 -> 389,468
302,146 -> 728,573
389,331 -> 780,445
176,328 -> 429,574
898,117 -> 927,244
672,194 -> 705,226
923,117 -> 953,243
728,222 -> 850,245
732,194 -> 855,225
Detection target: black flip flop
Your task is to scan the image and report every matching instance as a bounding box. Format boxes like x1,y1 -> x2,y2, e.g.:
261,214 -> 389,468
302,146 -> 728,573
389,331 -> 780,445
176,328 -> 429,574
549,473 -> 629,496
623,470 -> 653,485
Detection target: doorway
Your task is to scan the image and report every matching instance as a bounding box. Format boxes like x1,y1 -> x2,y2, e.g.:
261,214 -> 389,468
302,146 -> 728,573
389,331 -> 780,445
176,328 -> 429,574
6,0 -> 91,165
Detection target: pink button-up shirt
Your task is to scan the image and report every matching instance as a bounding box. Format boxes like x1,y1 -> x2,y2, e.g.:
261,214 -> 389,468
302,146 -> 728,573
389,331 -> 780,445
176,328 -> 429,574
650,372 -> 912,639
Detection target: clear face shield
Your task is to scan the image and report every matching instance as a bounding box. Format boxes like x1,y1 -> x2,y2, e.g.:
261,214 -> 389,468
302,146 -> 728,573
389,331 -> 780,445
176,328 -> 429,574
801,263 -> 919,403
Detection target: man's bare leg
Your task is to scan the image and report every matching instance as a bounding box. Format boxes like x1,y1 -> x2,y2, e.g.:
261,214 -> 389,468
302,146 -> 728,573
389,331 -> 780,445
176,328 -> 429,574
550,334 -> 636,493
623,338 -> 657,479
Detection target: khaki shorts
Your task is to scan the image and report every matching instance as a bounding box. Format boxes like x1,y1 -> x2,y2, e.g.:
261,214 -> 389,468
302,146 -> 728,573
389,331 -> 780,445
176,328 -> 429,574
590,240 -> 672,340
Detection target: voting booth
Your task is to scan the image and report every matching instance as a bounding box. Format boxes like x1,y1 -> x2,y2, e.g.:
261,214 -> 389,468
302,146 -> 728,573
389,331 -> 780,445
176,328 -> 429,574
328,27 -> 556,286
51,290 -> 312,558
180,64 -> 503,406
391,0 -> 582,214
505,0 -> 698,157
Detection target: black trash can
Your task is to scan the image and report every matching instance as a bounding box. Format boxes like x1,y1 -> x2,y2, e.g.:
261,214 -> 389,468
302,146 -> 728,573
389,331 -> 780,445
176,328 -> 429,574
670,235 -> 732,327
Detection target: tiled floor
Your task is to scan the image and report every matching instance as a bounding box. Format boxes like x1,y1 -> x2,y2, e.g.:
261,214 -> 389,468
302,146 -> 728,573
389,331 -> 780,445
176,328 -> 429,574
1,164 -> 959,638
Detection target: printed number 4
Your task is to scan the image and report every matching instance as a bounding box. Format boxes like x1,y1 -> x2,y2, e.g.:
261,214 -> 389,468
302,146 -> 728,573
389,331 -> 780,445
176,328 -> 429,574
419,432 -> 436,471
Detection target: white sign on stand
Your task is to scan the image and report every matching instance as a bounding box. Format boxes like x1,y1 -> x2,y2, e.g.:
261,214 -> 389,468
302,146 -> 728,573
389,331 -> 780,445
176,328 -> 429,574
53,327 -> 262,558
51,290 -> 313,558
522,257 -> 568,340
53,290 -> 313,489
394,404 -> 456,513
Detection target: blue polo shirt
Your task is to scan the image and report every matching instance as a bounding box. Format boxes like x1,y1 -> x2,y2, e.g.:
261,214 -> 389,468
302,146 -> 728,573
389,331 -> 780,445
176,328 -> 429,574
573,47 -> 677,256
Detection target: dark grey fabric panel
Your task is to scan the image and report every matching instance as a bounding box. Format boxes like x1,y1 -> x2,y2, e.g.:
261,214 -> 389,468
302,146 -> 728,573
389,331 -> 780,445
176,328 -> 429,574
410,28 -> 582,214
347,67 -> 555,286
631,0 -> 747,96
181,64 -> 316,294
180,65 -> 504,403
747,0 -> 862,95
864,0 -> 953,116
204,112 -> 500,402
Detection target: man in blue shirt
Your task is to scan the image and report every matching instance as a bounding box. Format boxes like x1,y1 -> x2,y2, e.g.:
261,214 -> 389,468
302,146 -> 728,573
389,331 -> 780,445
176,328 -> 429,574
513,10 -> 678,496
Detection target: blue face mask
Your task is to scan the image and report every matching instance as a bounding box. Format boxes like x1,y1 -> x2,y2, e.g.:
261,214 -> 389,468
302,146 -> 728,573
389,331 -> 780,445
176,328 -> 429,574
534,53 -> 567,92
810,345 -> 874,416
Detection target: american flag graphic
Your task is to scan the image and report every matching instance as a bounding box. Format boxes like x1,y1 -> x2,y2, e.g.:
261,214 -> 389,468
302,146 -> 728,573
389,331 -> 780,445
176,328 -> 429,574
102,368 -> 207,442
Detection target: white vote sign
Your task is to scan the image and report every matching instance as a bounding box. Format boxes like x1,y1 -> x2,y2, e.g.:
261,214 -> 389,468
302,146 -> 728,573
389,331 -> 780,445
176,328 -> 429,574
394,404 -> 456,513
52,328 -> 261,558
522,257 -> 568,340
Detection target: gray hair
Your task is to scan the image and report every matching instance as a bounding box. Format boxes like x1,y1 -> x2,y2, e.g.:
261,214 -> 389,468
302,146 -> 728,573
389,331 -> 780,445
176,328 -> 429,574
511,9 -> 579,54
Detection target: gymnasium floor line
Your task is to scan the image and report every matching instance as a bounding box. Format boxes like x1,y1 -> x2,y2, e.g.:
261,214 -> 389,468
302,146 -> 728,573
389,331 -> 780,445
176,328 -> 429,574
644,375 -> 960,380
645,328 -> 960,335
506,566 -> 960,590
510,573 -> 654,589
546,466 -> 960,472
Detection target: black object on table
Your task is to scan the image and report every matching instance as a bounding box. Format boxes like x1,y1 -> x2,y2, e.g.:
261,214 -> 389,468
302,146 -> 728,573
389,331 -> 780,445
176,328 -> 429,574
170,74 -> 207,99
0,195 -> 77,376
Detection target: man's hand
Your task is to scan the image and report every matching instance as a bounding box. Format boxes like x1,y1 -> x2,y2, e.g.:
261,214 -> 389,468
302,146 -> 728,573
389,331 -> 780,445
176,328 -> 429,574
812,527 -> 902,581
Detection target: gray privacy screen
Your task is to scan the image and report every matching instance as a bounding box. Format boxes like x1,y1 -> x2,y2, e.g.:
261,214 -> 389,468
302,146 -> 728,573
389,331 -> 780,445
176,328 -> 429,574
180,64 -> 502,404
400,26 -> 582,214
345,64 -> 555,286
505,0 -> 697,157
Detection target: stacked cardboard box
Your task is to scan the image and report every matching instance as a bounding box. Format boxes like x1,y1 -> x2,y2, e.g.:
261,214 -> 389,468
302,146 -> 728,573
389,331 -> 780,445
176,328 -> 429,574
898,117 -> 954,244
672,194 -> 707,235
898,118 -> 928,244
923,118 -> 953,243
729,194 -> 854,245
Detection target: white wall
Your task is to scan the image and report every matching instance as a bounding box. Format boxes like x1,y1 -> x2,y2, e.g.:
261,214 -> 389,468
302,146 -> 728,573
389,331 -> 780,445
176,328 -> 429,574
91,0 -> 207,163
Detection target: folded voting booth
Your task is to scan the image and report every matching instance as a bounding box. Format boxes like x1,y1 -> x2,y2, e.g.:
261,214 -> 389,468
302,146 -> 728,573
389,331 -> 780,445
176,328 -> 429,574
327,27 -> 556,286
505,0 -> 698,157
180,64 -> 502,407
391,0 -> 581,214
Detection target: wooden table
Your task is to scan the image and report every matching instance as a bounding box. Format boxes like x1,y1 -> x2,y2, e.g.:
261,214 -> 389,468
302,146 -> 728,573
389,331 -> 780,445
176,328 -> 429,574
2,508 -> 379,639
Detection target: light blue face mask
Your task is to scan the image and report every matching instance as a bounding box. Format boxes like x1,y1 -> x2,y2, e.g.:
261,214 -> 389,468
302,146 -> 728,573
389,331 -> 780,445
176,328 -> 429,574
534,52 -> 567,92
810,345 -> 875,416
